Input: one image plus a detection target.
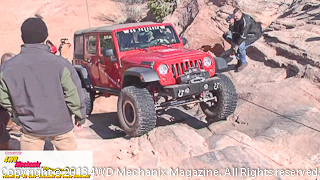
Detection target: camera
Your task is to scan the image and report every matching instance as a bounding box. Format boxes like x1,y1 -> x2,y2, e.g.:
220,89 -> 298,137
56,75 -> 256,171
60,38 -> 68,44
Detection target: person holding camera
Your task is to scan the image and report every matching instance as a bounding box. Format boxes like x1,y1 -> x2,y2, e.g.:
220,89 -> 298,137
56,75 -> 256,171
59,38 -> 72,59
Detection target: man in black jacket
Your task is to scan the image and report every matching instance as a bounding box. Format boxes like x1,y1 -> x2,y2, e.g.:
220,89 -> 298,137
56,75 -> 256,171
0,17 -> 86,150
231,8 -> 262,72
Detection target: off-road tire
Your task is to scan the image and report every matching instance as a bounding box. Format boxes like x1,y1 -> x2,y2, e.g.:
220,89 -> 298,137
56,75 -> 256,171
200,74 -> 237,122
82,88 -> 94,115
118,86 -> 157,137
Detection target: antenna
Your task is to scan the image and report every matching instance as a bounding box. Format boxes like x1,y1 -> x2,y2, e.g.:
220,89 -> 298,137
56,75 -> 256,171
86,0 -> 91,27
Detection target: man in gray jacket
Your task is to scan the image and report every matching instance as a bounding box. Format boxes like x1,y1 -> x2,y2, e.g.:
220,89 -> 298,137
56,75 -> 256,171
0,17 -> 86,150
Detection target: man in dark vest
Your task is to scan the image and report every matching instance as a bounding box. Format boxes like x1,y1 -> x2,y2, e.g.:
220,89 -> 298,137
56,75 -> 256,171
0,17 -> 86,150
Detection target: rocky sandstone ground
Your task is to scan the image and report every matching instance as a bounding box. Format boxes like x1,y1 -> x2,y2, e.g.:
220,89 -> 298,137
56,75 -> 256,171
166,0 -> 320,85
73,59 -> 320,180
2,0 -> 320,179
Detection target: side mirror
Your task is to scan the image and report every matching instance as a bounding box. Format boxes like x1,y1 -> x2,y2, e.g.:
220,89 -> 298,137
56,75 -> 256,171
181,38 -> 187,46
102,48 -> 117,62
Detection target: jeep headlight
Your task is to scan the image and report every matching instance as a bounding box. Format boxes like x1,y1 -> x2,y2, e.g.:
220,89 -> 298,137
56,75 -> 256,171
203,57 -> 212,67
159,64 -> 169,75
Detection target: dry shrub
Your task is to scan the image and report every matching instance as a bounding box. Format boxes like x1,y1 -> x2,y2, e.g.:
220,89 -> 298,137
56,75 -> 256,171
115,0 -> 148,22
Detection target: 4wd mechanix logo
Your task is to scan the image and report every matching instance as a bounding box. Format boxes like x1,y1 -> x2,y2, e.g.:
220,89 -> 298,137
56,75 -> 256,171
4,156 -> 41,168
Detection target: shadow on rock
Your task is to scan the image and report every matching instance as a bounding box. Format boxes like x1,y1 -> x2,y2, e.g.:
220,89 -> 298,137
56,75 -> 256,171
247,46 -> 282,68
199,44 -> 225,57
88,107 -> 209,139
227,64 -> 237,71
157,107 -> 208,130
306,37 -> 320,42
88,112 -> 126,139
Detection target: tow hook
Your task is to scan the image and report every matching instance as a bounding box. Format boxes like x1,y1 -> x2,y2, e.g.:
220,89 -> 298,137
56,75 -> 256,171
202,91 -> 218,107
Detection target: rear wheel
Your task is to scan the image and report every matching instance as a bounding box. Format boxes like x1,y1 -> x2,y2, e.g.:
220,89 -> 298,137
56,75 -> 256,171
118,86 -> 157,137
82,88 -> 94,115
200,74 -> 237,122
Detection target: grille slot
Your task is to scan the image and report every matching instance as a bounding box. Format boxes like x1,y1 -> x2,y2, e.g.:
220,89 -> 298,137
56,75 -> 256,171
171,59 -> 203,78
190,61 -> 194,67
171,65 -> 177,78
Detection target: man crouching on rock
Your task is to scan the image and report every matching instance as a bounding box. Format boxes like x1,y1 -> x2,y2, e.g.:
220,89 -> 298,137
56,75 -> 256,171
224,8 -> 262,72
0,17 -> 86,150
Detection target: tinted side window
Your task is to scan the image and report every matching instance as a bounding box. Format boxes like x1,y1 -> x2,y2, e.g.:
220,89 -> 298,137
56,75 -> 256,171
74,35 -> 84,57
100,34 -> 114,54
86,35 -> 97,54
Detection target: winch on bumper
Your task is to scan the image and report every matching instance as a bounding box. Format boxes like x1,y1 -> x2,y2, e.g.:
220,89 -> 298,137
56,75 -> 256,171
164,76 -> 220,99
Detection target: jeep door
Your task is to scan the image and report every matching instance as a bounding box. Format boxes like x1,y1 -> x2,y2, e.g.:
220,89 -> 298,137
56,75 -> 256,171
84,34 -> 100,86
97,34 -> 121,90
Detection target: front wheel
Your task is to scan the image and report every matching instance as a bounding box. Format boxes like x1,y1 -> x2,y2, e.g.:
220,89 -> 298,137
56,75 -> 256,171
200,74 -> 237,122
117,86 -> 157,137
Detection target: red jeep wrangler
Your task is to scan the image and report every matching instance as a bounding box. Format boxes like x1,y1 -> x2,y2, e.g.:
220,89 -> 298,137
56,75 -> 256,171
72,22 -> 237,137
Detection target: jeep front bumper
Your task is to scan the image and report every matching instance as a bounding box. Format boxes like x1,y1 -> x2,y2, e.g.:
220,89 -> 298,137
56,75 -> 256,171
163,76 -> 220,99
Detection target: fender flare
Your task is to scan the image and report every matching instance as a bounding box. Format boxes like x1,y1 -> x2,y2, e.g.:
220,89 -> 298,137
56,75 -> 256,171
214,57 -> 228,72
123,67 -> 160,84
74,65 -> 93,89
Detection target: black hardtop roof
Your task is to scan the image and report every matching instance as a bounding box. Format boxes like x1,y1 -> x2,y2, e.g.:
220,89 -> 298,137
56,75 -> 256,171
74,22 -> 169,35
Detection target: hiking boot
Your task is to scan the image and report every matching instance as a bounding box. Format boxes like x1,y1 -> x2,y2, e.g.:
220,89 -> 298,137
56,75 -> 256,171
235,60 -> 241,69
236,62 -> 248,72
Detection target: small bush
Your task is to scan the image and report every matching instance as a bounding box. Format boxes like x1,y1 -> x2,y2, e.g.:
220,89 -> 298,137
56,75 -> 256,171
148,0 -> 177,21
115,0 -> 148,22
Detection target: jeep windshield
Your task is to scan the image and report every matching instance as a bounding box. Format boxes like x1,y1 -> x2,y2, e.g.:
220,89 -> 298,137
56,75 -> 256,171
116,25 -> 181,52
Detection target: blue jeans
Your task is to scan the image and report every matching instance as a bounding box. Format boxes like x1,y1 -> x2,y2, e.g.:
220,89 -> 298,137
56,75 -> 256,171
236,42 -> 252,65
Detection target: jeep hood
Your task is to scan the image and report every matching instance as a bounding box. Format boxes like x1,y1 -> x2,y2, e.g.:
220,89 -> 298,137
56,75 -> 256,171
120,48 -> 208,65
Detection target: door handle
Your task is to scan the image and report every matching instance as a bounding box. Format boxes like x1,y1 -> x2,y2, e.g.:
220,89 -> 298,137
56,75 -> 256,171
85,59 -> 91,63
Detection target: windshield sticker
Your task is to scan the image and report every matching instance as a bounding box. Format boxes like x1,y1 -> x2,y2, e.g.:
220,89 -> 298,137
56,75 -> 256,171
123,26 -> 167,34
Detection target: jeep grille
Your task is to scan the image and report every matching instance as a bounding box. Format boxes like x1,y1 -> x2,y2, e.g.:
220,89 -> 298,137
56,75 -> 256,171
171,59 -> 204,78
